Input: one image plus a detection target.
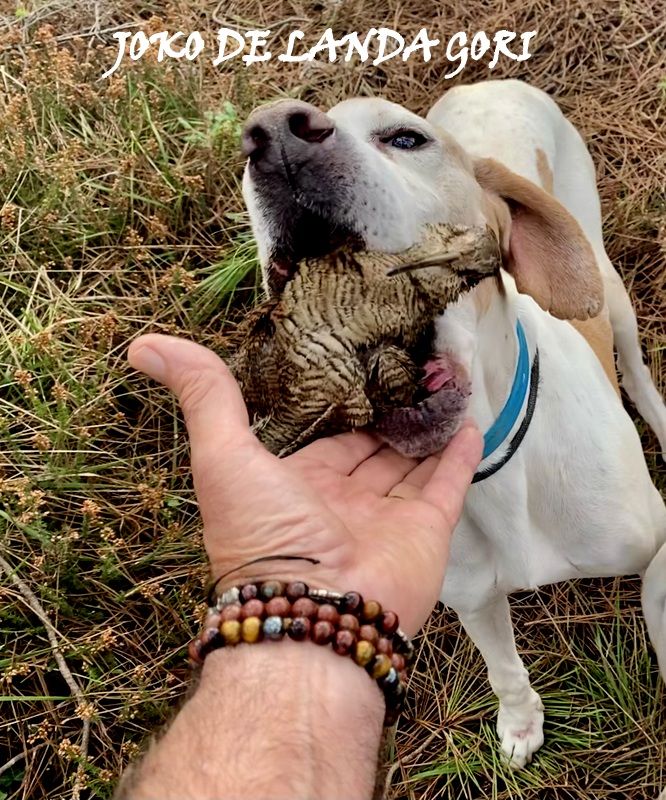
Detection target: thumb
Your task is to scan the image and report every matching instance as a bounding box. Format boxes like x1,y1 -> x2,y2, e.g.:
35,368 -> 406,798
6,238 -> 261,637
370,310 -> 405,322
128,334 -> 252,453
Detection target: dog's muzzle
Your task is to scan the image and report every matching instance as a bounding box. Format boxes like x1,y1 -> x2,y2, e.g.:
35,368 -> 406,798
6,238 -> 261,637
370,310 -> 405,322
242,100 -> 360,293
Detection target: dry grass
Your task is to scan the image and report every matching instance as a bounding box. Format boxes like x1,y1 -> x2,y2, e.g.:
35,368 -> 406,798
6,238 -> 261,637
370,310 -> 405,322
0,1 -> 663,798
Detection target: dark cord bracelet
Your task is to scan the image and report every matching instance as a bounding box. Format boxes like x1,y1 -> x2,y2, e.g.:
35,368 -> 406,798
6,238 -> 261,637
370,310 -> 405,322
189,580 -> 414,724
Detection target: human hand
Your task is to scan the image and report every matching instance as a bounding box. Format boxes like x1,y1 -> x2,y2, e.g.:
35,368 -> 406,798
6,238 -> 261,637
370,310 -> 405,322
128,334 -> 482,635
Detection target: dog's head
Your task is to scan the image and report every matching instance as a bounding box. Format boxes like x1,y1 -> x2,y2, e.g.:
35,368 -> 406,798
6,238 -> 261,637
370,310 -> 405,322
242,96 -> 602,320
242,97 -> 486,295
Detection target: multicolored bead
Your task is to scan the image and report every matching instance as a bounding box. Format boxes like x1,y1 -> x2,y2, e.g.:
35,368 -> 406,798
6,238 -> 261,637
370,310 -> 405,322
380,667 -> 399,690
390,653 -> 405,673
201,627 -> 222,649
220,619 -> 241,645
240,598 -> 265,620
259,580 -> 285,601
389,682 -> 406,705
239,583 -> 258,603
359,624 -> 379,646
353,640 -> 375,667
204,612 -> 222,629
263,615 -> 284,640
285,581 -> 308,602
340,591 -> 363,614
188,637 -> 205,666
361,600 -> 382,623
265,596 -> 291,617
379,610 -> 399,635
287,616 -> 311,641
218,586 -> 240,607
368,654 -> 392,680
241,616 -> 263,644
333,629 -> 356,656
317,603 -> 340,626
220,603 -> 242,622
376,637 -> 393,656
291,597 -> 318,619
339,613 -> 360,633
311,620 -> 335,645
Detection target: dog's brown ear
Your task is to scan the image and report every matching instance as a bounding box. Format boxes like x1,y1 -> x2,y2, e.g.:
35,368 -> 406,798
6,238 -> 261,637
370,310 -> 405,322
474,157 -> 603,320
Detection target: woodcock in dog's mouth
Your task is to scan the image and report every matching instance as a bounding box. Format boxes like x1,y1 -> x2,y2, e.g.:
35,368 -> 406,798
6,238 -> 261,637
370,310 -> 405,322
229,224 -> 501,457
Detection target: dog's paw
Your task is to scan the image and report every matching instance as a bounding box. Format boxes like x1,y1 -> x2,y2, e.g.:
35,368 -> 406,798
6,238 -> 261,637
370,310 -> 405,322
496,694 -> 545,769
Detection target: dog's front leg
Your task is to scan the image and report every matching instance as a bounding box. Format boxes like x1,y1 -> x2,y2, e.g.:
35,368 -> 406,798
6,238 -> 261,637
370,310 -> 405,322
457,595 -> 544,768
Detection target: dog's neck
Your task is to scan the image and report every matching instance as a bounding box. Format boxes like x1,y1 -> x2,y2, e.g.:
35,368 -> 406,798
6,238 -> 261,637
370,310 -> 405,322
435,274 -> 528,433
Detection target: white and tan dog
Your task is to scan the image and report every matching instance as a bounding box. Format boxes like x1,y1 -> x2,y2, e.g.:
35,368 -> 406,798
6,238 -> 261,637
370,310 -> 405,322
240,79 -> 666,769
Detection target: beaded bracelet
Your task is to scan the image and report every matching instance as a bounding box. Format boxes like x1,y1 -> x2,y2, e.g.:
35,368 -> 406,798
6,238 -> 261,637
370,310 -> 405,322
188,580 -> 414,724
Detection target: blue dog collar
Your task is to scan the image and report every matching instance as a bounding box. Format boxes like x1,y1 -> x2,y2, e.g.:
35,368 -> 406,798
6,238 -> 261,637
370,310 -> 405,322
482,319 -> 530,459
473,319 -> 539,483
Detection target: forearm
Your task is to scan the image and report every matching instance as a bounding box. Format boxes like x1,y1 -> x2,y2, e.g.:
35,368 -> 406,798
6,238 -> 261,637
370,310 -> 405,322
119,639 -> 385,800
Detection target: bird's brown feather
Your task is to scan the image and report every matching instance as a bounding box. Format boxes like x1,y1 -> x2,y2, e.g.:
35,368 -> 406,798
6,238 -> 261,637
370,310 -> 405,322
229,224 -> 500,456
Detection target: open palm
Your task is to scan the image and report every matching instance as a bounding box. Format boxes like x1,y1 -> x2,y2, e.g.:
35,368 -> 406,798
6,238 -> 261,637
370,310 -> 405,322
129,335 -> 482,634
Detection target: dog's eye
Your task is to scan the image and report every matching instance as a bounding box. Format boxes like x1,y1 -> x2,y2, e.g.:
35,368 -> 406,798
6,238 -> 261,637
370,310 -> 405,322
381,130 -> 428,150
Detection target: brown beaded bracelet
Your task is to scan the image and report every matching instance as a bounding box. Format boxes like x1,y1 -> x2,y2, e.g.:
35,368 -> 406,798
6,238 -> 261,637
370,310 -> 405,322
188,580 -> 414,724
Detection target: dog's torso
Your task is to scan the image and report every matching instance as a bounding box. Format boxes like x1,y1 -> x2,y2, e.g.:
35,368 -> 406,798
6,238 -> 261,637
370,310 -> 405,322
438,286 -> 665,611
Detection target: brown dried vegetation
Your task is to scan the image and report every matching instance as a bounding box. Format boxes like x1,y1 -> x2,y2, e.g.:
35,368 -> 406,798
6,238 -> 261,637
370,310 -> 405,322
0,1 -> 663,799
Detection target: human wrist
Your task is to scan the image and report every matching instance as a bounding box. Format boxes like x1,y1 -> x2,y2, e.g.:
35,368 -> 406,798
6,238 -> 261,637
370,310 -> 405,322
202,638 -> 385,730
125,638 -> 384,800
201,641 -> 384,798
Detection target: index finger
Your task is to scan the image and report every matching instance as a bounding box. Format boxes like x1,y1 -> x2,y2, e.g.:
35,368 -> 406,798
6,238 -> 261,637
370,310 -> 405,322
421,423 -> 483,524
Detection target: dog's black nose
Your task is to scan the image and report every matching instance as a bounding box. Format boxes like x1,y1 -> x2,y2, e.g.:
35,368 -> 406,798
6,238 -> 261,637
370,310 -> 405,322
241,100 -> 335,163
